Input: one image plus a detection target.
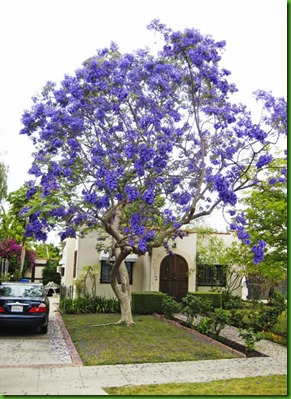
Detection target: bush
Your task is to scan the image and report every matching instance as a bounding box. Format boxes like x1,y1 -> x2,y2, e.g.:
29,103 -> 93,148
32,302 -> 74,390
195,317 -> 213,335
161,295 -> 181,319
239,327 -> 265,352
95,296 -> 120,313
60,296 -> 120,314
257,307 -> 283,331
194,308 -> 230,337
268,292 -> 287,313
223,295 -> 243,310
248,304 -> 285,332
186,292 -> 222,309
181,293 -> 211,326
271,311 -> 287,338
131,292 -> 167,315
229,309 -> 245,328
208,308 -> 231,337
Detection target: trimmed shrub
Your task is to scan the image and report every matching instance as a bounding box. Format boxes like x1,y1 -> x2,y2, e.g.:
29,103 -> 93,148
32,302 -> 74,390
132,291 -> 167,314
186,292 -> 222,309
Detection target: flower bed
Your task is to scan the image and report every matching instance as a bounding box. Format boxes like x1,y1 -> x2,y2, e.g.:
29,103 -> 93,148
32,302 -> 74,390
155,314 -> 267,358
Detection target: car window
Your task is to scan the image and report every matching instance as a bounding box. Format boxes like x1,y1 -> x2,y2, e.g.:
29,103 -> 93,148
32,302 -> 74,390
0,285 -> 44,298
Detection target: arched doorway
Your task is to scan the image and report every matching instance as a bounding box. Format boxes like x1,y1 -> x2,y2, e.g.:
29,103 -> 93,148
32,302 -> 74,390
159,254 -> 189,301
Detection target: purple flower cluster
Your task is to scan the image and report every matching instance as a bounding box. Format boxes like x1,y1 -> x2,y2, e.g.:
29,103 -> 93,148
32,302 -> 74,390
125,185 -> 139,202
255,90 -> 287,136
256,154 -> 273,169
213,175 -> 237,206
124,214 -> 156,252
25,213 -> 49,241
252,240 -> 267,264
19,20 -> 286,263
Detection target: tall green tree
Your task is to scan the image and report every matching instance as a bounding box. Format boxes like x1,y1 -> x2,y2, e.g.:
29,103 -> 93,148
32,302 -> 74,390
196,233 -> 245,300
35,243 -> 60,259
0,160 -> 8,240
0,186 -> 43,275
0,161 -> 8,202
233,158 -> 287,296
0,186 -> 28,242
35,243 -> 61,287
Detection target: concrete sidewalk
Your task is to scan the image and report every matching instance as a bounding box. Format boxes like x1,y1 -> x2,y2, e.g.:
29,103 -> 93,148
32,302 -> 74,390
0,297 -> 287,396
0,355 -> 287,395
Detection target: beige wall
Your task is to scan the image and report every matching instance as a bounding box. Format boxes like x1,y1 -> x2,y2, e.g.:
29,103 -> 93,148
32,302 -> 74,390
60,238 -> 78,286
60,230 -> 243,299
84,255 -> 145,299
60,231 -> 146,299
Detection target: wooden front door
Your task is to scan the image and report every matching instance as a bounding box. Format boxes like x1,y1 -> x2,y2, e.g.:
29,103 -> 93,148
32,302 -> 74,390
159,255 -> 188,301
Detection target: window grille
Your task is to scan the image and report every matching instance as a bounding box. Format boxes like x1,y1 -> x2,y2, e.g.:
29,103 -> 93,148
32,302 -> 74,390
197,264 -> 226,287
100,261 -> 133,284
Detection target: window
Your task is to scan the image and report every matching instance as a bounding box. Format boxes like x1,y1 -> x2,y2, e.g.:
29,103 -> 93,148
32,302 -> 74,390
0,284 -> 44,298
73,250 -> 77,278
197,264 -> 226,287
100,261 -> 134,284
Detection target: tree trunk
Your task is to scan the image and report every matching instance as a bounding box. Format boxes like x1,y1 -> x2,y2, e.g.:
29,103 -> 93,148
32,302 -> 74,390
20,219 -> 28,275
20,246 -> 26,275
110,255 -> 134,325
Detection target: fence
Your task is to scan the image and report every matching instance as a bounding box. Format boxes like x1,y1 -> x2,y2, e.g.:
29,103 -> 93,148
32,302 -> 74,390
60,284 -> 74,300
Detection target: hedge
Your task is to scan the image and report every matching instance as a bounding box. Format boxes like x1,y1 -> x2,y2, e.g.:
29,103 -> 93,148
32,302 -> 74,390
132,291 -> 167,314
185,292 -> 222,309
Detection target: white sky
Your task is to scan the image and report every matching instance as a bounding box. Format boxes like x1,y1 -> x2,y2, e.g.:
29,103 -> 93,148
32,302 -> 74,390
0,0 -> 287,236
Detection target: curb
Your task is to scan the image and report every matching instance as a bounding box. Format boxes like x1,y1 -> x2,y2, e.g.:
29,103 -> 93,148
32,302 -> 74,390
54,309 -> 84,366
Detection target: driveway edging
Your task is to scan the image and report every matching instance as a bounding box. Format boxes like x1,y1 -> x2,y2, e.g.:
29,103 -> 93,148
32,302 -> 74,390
54,308 -> 83,366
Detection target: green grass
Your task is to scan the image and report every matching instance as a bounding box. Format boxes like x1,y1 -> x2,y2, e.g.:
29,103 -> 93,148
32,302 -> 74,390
105,375 -> 287,395
62,314 -> 238,366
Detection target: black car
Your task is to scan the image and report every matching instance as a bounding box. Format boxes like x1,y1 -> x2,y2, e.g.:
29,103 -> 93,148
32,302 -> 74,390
0,282 -> 50,334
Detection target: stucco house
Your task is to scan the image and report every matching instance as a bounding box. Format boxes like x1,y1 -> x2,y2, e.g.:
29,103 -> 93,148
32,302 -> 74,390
23,258 -> 48,283
59,230 -> 246,301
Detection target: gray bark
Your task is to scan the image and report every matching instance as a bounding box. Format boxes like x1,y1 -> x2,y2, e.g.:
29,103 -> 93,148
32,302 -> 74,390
110,250 -> 134,325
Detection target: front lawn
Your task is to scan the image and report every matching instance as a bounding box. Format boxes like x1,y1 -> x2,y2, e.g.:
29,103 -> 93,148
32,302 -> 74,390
62,313 -> 238,366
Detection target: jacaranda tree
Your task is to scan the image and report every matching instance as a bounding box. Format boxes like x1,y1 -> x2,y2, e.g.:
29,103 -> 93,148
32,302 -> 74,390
19,21 -> 287,324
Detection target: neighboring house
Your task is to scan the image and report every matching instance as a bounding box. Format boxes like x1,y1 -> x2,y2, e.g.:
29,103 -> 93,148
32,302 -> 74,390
59,230 -> 245,301
24,258 -> 48,283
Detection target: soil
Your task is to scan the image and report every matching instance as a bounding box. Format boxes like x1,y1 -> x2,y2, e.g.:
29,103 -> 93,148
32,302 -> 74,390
209,334 -> 267,358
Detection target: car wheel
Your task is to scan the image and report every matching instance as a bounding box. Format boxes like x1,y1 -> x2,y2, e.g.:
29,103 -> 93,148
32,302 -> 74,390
40,325 -> 48,334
